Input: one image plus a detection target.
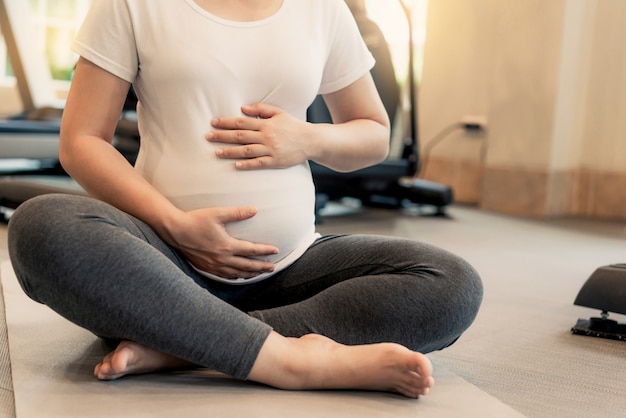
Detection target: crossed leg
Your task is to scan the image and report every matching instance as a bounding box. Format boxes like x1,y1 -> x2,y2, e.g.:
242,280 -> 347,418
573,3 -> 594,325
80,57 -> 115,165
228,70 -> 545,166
9,196 -> 480,400
94,331 -> 434,399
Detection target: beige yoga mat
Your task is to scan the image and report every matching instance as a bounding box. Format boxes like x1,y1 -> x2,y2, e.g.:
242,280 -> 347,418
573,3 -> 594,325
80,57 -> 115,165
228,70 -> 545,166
1,261 -> 524,418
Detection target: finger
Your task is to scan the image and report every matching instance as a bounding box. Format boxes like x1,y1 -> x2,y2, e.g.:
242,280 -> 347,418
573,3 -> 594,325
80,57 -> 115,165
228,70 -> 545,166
234,156 -> 273,170
197,262 -> 271,280
216,262 -> 274,279
215,144 -> 267,159
228,256 -> 276,274
214,206 -> 259,223
208,129 -> 263,145
210,253 -> 276,276
189,247 -> 276,277
210,116 -> 262,131
241,102 -> 281,119
232,238 -> 279,258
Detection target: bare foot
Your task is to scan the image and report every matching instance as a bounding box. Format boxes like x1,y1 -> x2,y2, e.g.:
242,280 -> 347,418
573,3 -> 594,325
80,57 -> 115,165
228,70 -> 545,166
248,332 -> 435,398
94,340 -> 194,380
95,334 -> 434,399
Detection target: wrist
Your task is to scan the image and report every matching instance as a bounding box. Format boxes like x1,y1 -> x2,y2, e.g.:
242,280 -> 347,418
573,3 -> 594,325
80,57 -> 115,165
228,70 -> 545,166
150,205 -> 187,247
303,121 -> 328,163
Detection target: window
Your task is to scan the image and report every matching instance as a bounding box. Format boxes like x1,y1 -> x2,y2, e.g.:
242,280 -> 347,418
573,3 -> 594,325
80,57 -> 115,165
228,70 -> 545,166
27,0 -> 91,82
0,0 -> 90,107
364,0 -> 429,84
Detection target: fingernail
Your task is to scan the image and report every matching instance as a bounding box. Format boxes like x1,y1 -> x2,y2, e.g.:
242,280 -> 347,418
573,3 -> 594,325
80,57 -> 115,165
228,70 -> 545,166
206,132 -> 214,140
215,149 -> 224,157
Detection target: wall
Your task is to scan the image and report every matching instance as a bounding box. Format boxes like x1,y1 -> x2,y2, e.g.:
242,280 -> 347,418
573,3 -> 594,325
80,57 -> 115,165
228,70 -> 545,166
419,0 -> 626,220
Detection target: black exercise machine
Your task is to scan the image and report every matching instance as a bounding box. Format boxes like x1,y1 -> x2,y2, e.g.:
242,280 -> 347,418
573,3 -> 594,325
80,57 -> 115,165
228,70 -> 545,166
309,0 -> 452,216
571,264 -> 626,341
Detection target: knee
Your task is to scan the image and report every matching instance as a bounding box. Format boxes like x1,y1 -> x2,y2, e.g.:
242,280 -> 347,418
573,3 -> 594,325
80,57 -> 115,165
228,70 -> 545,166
443,251 -> 483,315
453,255 -> 483,314
405,247 -> 483,351
8,194 -> 75,255
9,195 -> 52,256
437,253 -> 483,344
7,194 -> 81,300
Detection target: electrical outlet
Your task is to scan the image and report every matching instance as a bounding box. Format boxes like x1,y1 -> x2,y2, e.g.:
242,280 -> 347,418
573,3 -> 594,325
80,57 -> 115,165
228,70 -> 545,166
461,115 -> 488,131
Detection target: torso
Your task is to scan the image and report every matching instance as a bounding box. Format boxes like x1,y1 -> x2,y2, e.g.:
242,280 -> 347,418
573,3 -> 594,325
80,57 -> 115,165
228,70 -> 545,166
133,0 -> 323,281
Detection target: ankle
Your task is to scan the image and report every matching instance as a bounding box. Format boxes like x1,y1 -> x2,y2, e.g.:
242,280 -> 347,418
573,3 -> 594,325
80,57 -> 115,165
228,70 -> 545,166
247,332 -> 319,389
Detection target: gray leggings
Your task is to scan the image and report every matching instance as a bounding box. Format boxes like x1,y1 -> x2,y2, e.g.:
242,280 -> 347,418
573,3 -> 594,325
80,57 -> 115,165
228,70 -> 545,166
8,194 -> 482,380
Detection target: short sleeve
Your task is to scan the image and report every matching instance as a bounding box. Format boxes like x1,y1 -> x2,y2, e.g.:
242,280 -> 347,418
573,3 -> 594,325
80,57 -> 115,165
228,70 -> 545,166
71,0 -> 138,83
317,0 -> 375,95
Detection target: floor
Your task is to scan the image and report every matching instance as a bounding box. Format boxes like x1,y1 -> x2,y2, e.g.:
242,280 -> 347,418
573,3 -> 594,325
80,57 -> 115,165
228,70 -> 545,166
1,201 -> 625,417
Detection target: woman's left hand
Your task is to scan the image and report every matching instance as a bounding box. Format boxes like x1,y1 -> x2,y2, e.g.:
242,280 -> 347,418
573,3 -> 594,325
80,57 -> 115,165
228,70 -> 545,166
207,103 -> 312,170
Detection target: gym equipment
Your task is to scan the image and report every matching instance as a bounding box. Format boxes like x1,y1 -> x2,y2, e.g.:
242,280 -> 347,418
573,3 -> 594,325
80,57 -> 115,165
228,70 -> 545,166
0,0 -> 62,161
0,0 -> 68,217
0,0 -> 139,217
309,0 -> 453,216
571,263 -> 626,341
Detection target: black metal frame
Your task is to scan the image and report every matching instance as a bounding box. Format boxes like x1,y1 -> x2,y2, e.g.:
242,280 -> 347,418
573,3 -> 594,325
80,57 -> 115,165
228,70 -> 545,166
309,0 -> 452,215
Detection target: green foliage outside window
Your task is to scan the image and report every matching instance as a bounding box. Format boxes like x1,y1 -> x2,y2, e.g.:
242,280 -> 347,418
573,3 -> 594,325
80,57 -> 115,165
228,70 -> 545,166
29,0 -> 85,81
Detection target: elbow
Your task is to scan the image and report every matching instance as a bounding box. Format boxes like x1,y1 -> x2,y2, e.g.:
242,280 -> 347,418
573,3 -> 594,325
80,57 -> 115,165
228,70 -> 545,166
58,131 -> 87,176
371,141 -> 389,166
58,141 -> 71,173
372,120 -> 391,164
58,134 -> 75,174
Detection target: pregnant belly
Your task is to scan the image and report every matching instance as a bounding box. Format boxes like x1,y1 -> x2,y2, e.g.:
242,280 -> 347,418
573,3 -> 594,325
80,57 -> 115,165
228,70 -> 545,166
164,165 -> 318,260
140,155 -> 319,282
168,182 -> 319,284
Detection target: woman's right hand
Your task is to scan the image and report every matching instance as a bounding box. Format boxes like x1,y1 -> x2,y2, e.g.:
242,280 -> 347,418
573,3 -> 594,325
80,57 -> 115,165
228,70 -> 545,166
164,206 -> 279,280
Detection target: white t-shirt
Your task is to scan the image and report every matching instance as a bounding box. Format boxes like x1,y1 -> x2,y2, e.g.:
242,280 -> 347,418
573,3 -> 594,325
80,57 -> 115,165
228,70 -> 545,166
72,0 -> 375,284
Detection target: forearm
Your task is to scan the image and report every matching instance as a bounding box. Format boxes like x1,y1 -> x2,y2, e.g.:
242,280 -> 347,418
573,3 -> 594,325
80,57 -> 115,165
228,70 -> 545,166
306,118 -> 389,173
59,135 -> 184,244
308,73 -> 390,172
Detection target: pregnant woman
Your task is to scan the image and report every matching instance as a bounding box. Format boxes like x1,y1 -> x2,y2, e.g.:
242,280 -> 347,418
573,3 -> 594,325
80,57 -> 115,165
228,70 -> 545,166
8,0 -> 482,399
